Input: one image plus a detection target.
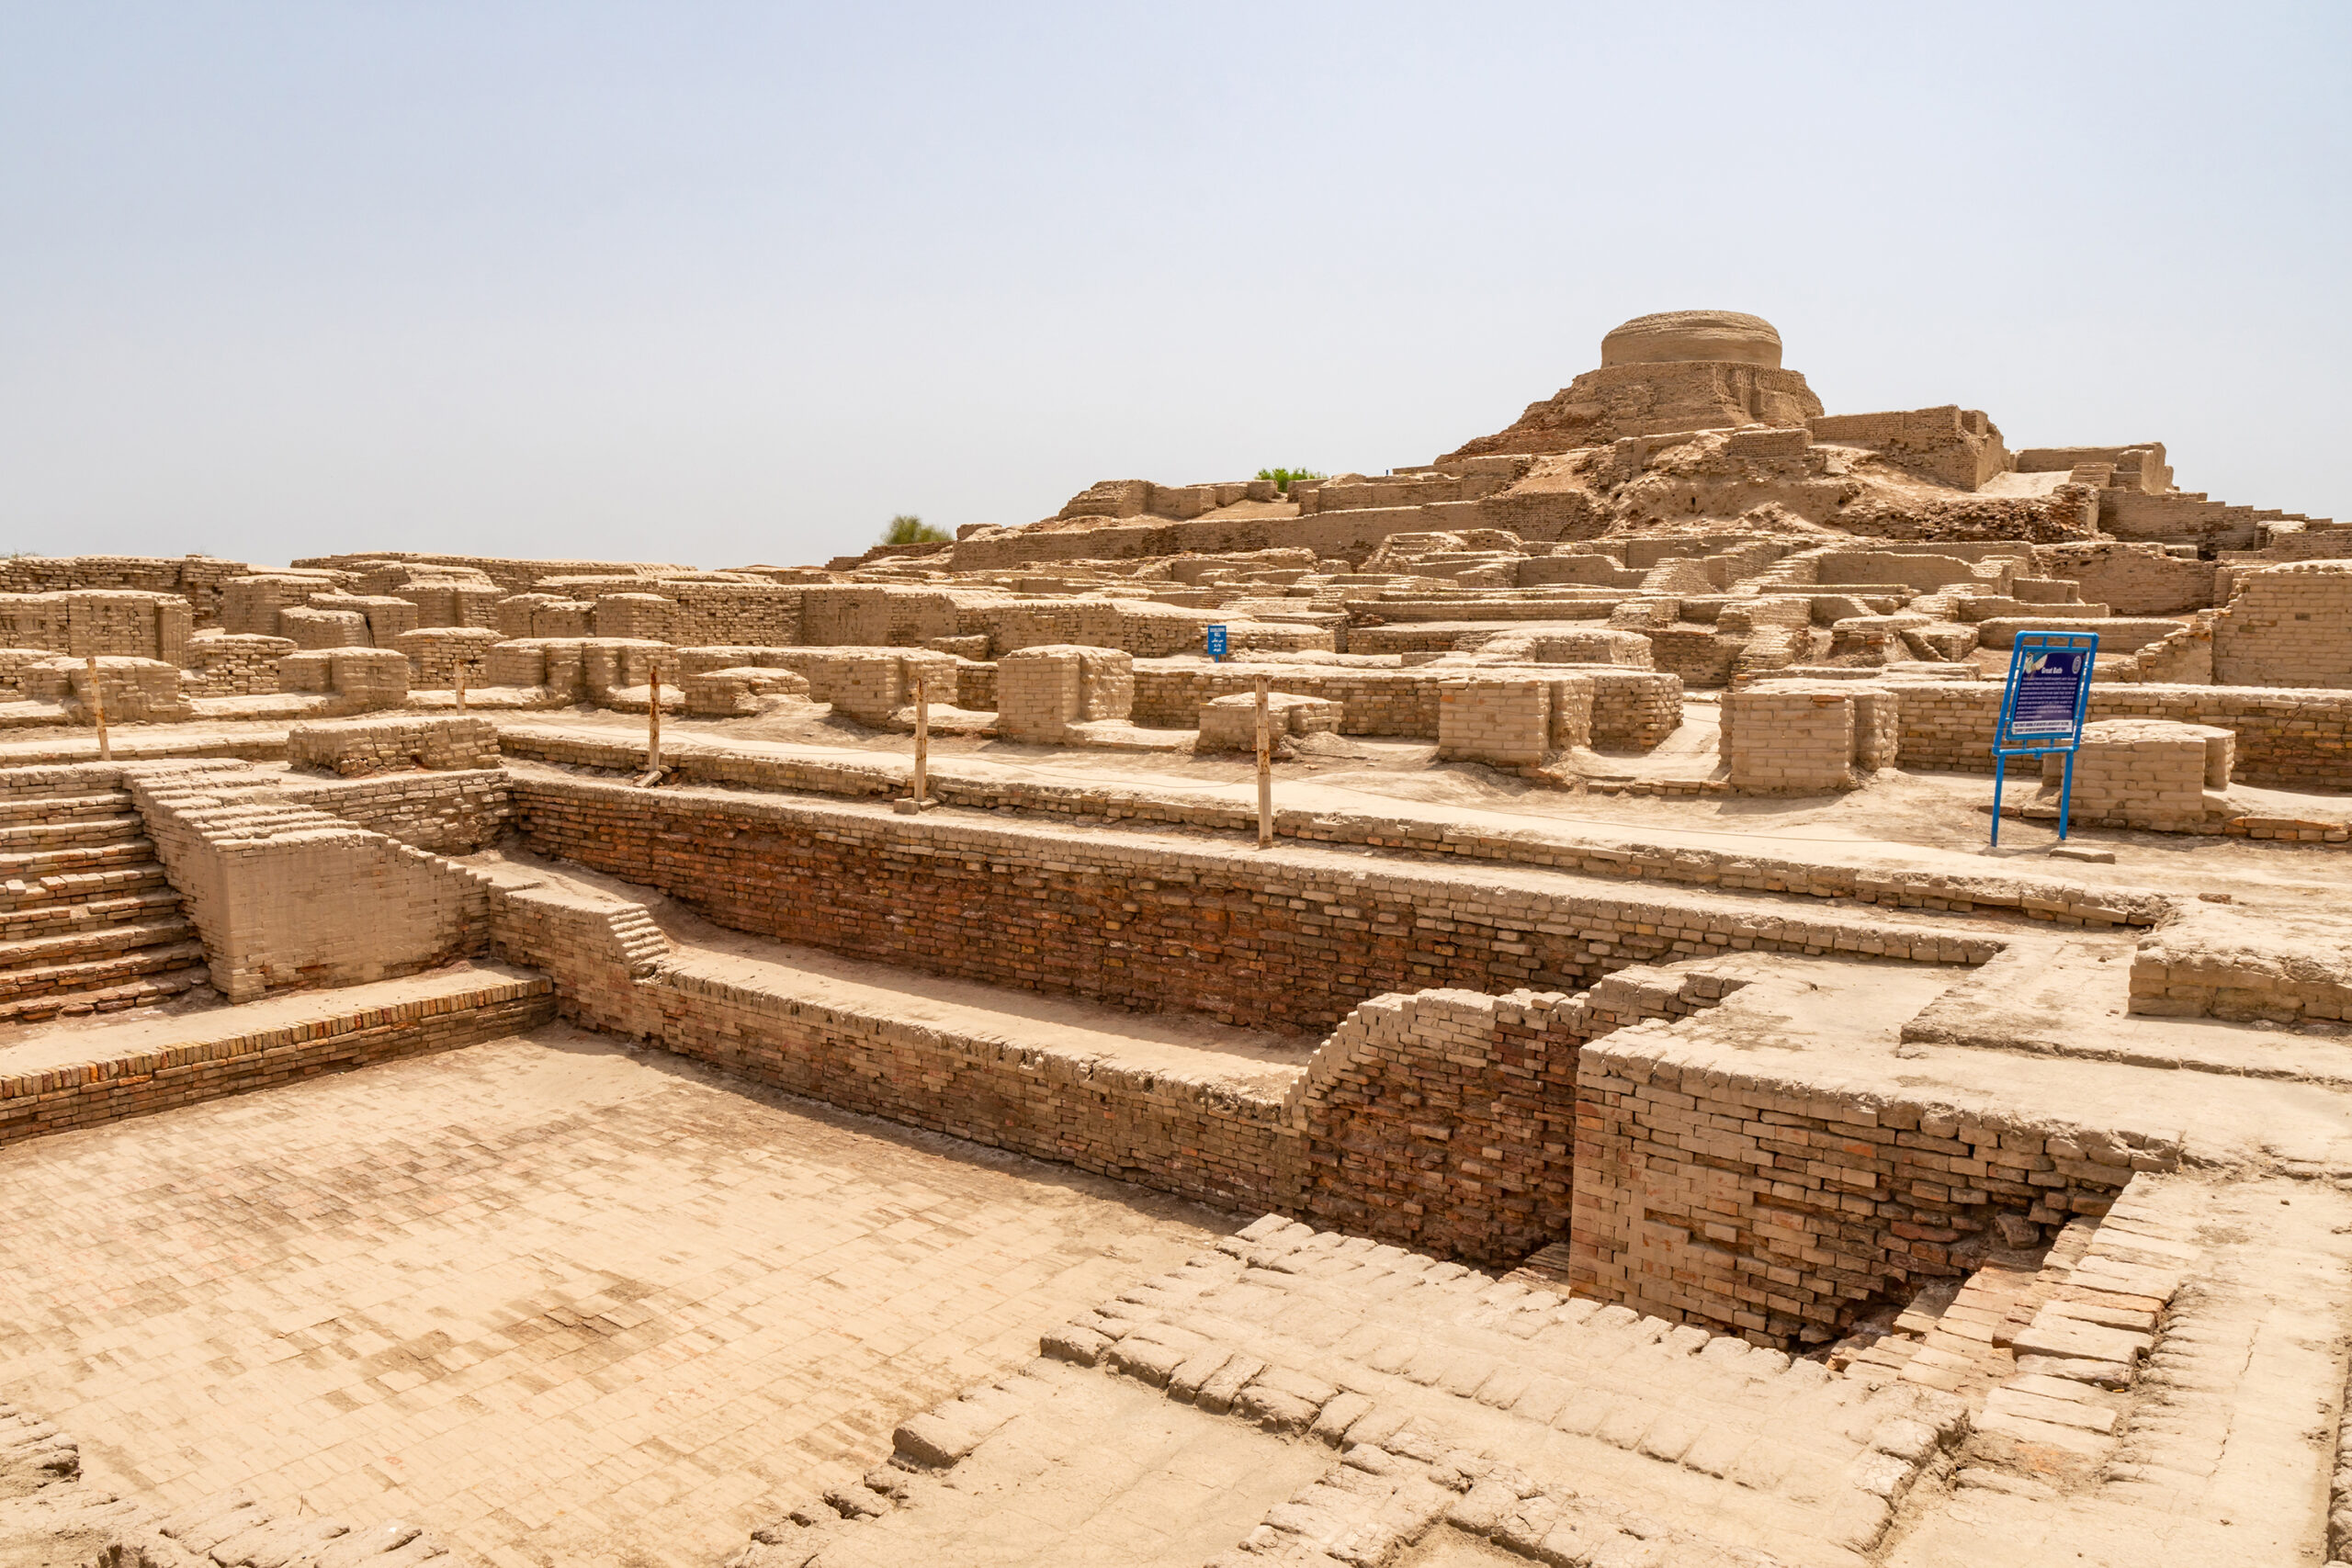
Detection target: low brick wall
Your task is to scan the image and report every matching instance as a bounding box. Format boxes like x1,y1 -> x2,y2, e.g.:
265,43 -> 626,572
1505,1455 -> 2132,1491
2212,562 -> 2352,687
287,715 -> 501,776
1128,660 -> 1681,749
128,761 -> 493,1001
1283,966 -> 1745,1262
656,969 -> 1289,1210
508,775 -> 1996,1039
2128,902 -> 2352,1023
1131,663 -> 1441,735
1891,680 -> 2352,789
283,768 -> 514,853
182,633 -> 295,696
493,728 -> 2171,929
0,969 -> 552,1147
1569,1018 -> 2169,1344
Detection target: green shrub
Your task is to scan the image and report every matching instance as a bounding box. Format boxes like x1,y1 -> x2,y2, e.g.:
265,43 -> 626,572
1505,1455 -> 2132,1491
1255,468 -> 1326,494
880,514 -> 950,546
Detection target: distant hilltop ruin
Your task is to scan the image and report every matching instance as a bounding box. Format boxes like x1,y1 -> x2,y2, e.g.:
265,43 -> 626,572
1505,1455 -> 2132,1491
916,308 -> 2333,574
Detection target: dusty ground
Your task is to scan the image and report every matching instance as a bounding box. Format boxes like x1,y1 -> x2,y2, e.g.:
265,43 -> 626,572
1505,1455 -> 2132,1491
0,1025 -> 1233,1568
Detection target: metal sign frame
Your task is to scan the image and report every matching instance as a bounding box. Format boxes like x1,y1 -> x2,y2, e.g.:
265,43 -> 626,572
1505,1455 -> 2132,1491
1204,624 -> 1229,662
1989,629 -> 2100,846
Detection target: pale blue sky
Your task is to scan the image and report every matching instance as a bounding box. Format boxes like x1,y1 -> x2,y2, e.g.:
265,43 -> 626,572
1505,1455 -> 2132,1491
5,2 -> 2347,569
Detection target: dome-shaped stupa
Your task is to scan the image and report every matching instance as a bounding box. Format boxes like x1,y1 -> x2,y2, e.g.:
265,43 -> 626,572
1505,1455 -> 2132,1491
1440,307 -> 1821,459
1600,310 -> 1784,369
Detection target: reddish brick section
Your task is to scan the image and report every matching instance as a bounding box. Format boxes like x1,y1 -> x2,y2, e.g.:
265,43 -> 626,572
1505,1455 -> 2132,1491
507,774 -> 1991,1039
496,728 -> 2167,928
0,971 -> 553,1147
1568,1017 -> 2172,1346
654,970 -> 1290,1213
1283,967 -> 1747,1262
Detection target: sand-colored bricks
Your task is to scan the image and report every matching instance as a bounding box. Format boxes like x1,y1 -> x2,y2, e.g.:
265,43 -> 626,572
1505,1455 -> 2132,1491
996,645 -> 1135,741
2041,718 -> 2233,830
2212,561 -> 2352,687
1722,681 -> 1898,793
1194,692 -> 1341,752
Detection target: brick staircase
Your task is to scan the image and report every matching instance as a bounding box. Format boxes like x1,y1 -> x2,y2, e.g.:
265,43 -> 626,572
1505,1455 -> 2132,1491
0,776 -> 208,1023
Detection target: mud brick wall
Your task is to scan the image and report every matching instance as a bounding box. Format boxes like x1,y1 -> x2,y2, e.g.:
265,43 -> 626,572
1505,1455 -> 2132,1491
2033,542 -> 2215,615
0,975 -> 552,1148
18,656 -> 192,722
128,761 -> 492,1001
287,716 -> 501,776
1346,626 -> 1487,655
285,769 -> 514,854
591,592 -> 674,642
1132,661 -> 1670,747
0,591 -> 190,662
2212,563 -> 2352,688
1723,689 -> 1855,793
1645,626 -> 1738,687
1131,664 -> 1441,735
0,650 -> 50,696
660,582 -> 806,647
392,627 -> 502,686
656,970 -> 1289,1211
0,556 -> 251,628
2090,686 -> 2350,789
2037,720 -> 2229,830
1889,681 -> 2352,788
277,605 -> 372,649
1436,678 -> 1554,763
500,728 -> 2154,927
488,884 -> 672,1038
486,637 -> 669,700
1282,966 -> 1746,1264
276,647 -> 411,712
1570,1020 -> 2165,1348
1346,598 -> 1616,624
307,591 -> 419,645
1578,669 -> 1682,749
395,581 -> 503,628
2129,901 -> 2352,1024
182,633 -> 294,696
508,776 -> 1984,1038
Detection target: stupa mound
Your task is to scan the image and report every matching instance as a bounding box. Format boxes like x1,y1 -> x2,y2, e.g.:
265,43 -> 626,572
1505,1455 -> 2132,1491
1443,307 -> 1823,458
1600,308 -> 1784,368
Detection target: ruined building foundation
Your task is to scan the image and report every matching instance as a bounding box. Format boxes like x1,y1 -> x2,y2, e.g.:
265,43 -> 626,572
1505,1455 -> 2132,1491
4,310 -> 2352,1568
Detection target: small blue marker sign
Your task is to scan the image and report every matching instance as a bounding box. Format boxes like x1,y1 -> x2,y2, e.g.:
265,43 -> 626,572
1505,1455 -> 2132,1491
1990,630 -> 2099,846
1204,624 -> 1228,661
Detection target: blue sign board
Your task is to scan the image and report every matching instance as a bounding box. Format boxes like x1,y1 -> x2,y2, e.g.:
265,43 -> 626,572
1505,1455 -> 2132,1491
1990,630 -> 2099,845
1204,624 -> 1228,661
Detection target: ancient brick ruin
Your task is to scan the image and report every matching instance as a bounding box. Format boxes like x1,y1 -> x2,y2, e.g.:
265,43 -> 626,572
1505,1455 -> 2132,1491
3,310 -> 2350,1568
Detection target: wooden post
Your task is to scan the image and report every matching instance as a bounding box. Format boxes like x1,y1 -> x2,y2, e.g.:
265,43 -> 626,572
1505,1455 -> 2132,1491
85,654 -> 111,761
911,676 -> 930,807
1254,675 -> 1272,849
645,659 -> 662,774
454,660 -> 468,712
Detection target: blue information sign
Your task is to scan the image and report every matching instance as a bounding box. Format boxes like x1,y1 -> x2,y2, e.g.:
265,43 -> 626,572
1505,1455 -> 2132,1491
1990,630 -> 2099,845
1204,624 -> 1228,661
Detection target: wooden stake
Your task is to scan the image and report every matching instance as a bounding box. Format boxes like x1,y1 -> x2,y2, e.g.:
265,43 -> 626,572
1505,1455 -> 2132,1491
86,654 -> 111,761
454,660 -> 468,712
645,660 -> 662,774
1254,674 -> 1272,849
911,676 -> 930,807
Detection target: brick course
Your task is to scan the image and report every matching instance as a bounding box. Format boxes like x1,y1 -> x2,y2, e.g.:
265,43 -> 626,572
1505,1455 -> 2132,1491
507,775 -> 1996,1038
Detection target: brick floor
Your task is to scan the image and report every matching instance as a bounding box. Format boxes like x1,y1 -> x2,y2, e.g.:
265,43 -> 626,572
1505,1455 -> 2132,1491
0,1022 -> 1234,1568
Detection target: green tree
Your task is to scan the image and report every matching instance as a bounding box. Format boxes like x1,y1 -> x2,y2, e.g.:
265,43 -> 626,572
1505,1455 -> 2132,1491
880,513 -> 950,546
1255,468 -> 1326,493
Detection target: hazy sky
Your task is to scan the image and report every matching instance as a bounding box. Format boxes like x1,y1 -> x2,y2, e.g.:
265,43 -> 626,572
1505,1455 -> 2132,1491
5,3 -> 2347,570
